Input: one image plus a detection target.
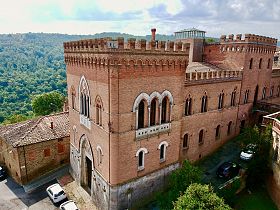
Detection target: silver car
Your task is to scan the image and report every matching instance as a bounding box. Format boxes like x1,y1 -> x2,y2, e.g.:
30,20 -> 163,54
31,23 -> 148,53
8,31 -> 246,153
240,144 -> 257,161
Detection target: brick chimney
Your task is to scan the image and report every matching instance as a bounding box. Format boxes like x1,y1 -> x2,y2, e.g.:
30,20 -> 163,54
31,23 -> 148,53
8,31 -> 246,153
151,28 -> 156,41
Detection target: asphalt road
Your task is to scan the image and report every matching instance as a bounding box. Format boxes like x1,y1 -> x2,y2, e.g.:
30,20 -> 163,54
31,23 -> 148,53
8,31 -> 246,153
0,177 -> 62,210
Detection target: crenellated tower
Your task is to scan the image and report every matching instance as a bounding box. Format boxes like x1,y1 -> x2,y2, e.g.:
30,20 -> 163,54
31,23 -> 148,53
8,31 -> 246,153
204,33 -> 277,128
64,36 -> 190,209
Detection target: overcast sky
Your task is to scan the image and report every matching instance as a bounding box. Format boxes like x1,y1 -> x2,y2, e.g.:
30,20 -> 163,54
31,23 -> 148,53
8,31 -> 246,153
0,0 -> 279,39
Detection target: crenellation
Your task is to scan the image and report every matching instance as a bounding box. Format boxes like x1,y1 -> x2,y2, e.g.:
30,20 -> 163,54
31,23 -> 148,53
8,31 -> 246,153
157,41 -> 166,51
219,33 -> 277,46
127,38 -> 136,49
136,39 -> 146,50
64,38 -> 190,54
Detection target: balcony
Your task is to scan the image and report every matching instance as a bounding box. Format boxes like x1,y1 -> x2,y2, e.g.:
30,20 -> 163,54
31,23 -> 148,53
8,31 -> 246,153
136,123 -> 171,139
80,114 -> 91,129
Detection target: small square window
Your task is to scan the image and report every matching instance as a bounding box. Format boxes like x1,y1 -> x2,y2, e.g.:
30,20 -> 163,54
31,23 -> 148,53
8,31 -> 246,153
57,144 -> 65,154
44,148 -> 51,157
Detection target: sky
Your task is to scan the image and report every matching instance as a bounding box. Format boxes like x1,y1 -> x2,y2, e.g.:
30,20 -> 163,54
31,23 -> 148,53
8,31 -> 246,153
0,0 -> 279,39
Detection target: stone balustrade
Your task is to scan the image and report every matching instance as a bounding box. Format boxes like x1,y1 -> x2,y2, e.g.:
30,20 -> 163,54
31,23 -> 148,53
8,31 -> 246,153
136,123 -> 171,139
185,70 -> 242,85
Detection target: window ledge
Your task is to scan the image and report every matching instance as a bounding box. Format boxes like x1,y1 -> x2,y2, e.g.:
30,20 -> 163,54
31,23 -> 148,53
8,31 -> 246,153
138,166 -> 145,171
80,114 -> 91,129
160,158 -> 166,163
182,147 -> 189,150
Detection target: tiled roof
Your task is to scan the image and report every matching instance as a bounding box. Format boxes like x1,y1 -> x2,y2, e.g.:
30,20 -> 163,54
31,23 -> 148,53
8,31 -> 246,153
0,112 -> 69,147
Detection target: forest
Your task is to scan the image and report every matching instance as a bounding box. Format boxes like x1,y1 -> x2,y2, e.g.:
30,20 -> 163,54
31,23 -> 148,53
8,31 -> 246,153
0,32 -> 278,124
0,32 -> 174,123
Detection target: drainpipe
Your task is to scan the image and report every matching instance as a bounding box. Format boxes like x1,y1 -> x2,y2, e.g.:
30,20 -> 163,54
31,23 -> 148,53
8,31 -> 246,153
22,145 -> 28,184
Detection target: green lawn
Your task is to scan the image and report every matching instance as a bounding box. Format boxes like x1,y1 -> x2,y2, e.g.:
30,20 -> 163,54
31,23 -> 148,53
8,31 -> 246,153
235,187 -> 277,210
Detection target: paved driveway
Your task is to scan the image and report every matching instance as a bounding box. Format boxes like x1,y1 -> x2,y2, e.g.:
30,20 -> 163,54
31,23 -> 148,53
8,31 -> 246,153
198,138 -> 248,189
0,177 -> 59,210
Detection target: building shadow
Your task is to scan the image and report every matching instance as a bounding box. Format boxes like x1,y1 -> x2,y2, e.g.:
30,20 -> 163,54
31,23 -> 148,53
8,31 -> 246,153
4,176 -> 57,207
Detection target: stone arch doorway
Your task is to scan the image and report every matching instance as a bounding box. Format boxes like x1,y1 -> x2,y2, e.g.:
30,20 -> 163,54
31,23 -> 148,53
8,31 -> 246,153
79,135 -> 94,194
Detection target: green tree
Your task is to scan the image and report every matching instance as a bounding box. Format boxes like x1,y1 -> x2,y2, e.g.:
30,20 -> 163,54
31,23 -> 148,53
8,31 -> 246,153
239,126 -> 272,189
3,114 -> 30,125
173,183 -> 232,210
31,91 -> 64,116
157,161 -> 202,209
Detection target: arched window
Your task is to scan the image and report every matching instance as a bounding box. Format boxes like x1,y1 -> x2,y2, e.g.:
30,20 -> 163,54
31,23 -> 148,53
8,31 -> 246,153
79,76 -> 90,118
259,58 -> 262,69
231,89 -> 236,106
160,145 -> 165,160
70,86 -> 76,110
183,133 -> 188,148
215,125 -> 221,139
95,96 -> 103,126
267,59 -> 271,69
249,58 -> 253,69
244,90 -> 249,104
158,141 -> 168,162
199,129 -> 204,145
262,87 -> 266,99
97,146 -> 103,165
72,125 -> 77,143
138,100 -> 145,129
150,98 -> 157,126
218,92 -> 224,109
161,97 -> 168,123
270,86 -> 274,97
227,121 -> 232,135
136,148 -> 148,171
185,97 -> 192,116
201,94 -> 207,113
138,151 -> 144,168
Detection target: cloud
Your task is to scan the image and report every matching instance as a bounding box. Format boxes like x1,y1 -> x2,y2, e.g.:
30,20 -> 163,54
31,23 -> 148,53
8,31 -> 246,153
0,0 -> 278,40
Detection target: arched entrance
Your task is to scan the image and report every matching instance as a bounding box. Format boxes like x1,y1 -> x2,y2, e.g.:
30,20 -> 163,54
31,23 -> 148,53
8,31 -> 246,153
80,135 -> 94,194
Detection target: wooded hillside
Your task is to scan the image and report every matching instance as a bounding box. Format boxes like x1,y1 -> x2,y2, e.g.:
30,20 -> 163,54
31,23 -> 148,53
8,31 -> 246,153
0,32 -> 174,123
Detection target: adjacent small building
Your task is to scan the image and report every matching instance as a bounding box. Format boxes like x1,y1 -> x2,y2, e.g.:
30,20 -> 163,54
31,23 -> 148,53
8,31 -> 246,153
0,112 -> 70,185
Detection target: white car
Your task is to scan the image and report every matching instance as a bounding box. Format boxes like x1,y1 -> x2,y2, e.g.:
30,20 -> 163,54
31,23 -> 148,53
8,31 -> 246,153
60,200 -> 79,210
46,183 -> 67,203
240,144 -> 257,161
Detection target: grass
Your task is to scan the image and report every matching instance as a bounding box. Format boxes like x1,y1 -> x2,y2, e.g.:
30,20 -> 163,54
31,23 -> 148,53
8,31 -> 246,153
234,187 -> 277,210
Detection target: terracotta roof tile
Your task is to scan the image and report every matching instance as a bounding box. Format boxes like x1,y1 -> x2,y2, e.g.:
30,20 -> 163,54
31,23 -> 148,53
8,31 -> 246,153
0,112 -> 69,147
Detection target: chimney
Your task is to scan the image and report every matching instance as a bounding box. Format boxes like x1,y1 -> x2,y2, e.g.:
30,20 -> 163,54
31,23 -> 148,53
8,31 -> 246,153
151,28 -> 156,41
50,122 -> 54,129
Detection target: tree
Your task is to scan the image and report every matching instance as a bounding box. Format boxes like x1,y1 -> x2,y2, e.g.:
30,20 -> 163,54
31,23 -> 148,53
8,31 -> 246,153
157,161 -> 202,209
239,125 -> 272,189
2,114 -> 30,125
173,183 -> 232,210
31,91 -> 65,116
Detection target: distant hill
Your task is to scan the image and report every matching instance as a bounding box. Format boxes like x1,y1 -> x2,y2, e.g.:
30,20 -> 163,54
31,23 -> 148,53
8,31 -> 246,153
0,32 -> 276,123
0,32 -> 176,123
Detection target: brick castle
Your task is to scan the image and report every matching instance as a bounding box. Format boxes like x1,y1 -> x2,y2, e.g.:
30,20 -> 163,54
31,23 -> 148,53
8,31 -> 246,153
63,28 -> 279,209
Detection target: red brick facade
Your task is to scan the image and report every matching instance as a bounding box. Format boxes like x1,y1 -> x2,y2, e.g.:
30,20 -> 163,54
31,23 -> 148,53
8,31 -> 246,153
64,32 -> 279,209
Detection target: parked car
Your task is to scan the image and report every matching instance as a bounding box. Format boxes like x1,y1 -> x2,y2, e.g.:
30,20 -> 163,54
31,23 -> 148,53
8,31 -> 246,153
0,165 -> 7,180
46,183 -> 67,204
216,161 -> 241,179
60,200 -> 79,210
240,144 -> 257,161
